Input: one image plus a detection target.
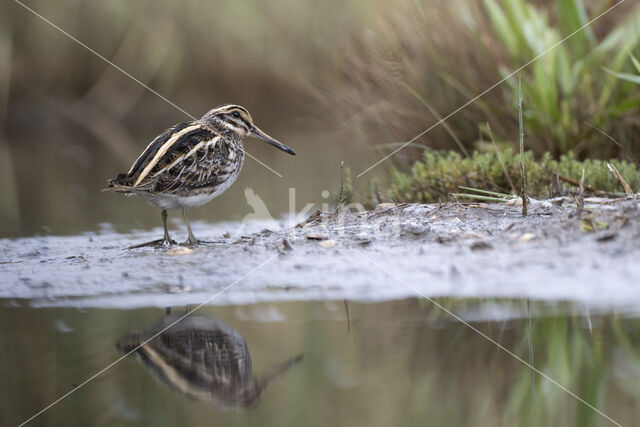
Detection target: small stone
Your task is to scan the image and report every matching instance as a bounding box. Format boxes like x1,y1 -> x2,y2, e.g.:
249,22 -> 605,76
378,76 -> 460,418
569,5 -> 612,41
167,247 -> 194,255
519,233 -> 536,242
167,284 -> 191,293
470,241 -> 492,251
436,235 -> 455,244
461,231 -> 487,239
319,239 -> 337,248
281,238 -> 293,251
596,233 -> 617,242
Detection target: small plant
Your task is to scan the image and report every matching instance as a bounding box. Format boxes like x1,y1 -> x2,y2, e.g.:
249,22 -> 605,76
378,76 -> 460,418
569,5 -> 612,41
335,163 -> 354,207
386,148 -> 638,203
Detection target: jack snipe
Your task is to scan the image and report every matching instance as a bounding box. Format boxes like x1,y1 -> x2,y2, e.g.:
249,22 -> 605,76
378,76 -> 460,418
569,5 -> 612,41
104,104 -> 295,246
116,312 -> 303,409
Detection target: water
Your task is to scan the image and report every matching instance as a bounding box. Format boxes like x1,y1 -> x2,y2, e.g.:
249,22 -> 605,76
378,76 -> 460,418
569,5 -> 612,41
2,298 -> 639,427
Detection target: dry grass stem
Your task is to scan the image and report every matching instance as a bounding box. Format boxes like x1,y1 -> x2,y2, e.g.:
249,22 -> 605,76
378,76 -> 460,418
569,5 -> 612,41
518,76 -> 527,216
337,161 -> 346,214
606,162 -> 634,194
576,168 -> 586,216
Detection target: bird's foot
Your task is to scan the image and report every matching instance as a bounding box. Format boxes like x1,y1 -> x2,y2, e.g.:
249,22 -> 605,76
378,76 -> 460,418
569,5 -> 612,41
129,238 -> 177,249
180,238 -> 199,247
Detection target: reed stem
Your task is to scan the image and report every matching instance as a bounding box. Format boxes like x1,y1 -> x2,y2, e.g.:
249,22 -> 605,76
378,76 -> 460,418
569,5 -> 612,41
518,75 -> 527,216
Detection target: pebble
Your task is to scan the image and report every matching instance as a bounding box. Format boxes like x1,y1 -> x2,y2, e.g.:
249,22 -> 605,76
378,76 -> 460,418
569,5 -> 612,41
319,240 -> 337,248
166,247 -> 194,256
519,233 -> 536,242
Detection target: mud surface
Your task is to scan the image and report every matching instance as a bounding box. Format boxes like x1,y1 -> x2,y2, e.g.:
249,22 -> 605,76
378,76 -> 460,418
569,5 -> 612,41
1,198 -> 639,309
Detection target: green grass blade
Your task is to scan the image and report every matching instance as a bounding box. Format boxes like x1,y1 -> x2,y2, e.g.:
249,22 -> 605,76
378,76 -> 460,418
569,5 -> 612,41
451,193 -> 510,203
483,0 -> 519,56
557,0 -> 595,52
631,54 -> 640,73
602,67 -> 640,84
457,186 -> 512,198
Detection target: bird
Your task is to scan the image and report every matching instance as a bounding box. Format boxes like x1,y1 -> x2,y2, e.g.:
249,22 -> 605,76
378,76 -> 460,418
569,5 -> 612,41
116,312 -> 303,409
104,104 -> 295,246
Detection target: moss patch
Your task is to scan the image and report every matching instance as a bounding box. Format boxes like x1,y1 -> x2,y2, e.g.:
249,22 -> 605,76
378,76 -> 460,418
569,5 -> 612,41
385,149 -> 639,203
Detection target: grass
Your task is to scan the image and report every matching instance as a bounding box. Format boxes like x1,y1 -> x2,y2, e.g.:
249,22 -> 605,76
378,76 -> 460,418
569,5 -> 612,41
384,148 -> 638,204
478,0 -> 640,157
321,0 -> 640,162
605,54 -> 640,84
331,0 -> 640,205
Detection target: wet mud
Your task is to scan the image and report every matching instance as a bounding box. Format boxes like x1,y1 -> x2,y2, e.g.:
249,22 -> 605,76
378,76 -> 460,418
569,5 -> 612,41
1,197 -> 639,309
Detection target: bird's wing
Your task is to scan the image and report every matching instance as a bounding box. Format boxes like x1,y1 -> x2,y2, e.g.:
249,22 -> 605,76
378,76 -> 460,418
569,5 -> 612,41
132,123 -> 237,193
127,122 -> 197,178
107,121 -> 197,189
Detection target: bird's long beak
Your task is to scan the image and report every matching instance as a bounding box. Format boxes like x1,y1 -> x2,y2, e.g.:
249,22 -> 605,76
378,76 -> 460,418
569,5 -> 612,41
251,126 -> 296,155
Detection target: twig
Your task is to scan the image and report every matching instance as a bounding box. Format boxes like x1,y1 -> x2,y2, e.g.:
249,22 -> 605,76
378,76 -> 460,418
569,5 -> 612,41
552,173 -> 623,197
576,168 -> 586,216
606,162 -> 634,194
294,210 -> 323,228
337,161 -> 346,214
518,76 -> 527,216
487,122 -> 517,195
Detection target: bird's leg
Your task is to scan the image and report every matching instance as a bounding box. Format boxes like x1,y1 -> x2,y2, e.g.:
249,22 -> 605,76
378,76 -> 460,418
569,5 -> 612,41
161,209 -> 173,245
128,209 -> 175,248
182,208 -> 197,246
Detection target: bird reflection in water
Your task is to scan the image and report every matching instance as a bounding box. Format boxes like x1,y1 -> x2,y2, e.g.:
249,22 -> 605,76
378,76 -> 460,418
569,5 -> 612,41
116,312 -> 303,409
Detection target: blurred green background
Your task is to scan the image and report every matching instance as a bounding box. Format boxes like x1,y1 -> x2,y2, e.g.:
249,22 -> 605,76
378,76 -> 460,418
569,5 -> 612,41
1,0 -> 639,237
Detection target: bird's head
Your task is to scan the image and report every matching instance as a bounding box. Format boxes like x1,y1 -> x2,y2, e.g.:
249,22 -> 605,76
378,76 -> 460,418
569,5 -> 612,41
201,104 -> 296,155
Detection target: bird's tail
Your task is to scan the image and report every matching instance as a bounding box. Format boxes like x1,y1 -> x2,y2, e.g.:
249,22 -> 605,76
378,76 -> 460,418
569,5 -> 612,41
102,174 -> 135,193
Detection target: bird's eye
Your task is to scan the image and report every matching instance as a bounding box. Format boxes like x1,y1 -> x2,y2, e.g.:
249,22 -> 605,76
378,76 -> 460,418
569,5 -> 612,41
232,111 -> 241,118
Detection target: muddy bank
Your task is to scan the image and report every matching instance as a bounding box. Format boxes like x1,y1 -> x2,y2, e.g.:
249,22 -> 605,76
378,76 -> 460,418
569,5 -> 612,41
1,198 -> 639,309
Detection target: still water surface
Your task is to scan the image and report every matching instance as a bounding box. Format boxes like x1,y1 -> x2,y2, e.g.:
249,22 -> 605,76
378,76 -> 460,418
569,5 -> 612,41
2,298 -> 639,426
